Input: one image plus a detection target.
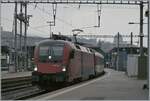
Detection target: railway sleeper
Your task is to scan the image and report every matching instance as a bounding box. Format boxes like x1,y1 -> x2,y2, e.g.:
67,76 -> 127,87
2,81 -> 31,88
2,84 -> 33,93
2,77 -> 32,84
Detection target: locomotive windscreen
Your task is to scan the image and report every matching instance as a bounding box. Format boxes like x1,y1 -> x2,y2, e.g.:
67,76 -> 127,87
39,44 -> 64,63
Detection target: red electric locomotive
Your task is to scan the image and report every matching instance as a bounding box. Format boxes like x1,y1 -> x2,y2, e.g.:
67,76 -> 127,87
32,39 -> 104,85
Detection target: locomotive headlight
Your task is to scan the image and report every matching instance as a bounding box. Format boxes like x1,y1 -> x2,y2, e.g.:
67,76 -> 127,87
34,66 -> 37,71
48,56 -> 52,59
62,68 -> 66,72
62,65 -> 66,72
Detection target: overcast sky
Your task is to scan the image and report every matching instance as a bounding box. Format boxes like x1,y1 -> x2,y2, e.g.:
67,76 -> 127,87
1,3 -> 148,46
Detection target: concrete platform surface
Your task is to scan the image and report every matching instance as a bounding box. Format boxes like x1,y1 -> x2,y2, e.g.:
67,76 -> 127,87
29,69 -> 149,100
1,71 -> 32,79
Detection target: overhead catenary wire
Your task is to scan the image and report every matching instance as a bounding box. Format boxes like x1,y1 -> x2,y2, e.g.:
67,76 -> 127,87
31,24 -> 49,29
31,4 -> 75,28
2,16 -> 49,36
29,26 -> 49,35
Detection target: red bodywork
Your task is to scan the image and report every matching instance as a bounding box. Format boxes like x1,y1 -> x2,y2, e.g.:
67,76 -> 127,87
34,41 -> 71,74
33,40 -> 104,83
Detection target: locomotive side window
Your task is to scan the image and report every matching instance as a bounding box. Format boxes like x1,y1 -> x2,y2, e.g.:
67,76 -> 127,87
69,49 -> 75,59
75,45 -> 81,50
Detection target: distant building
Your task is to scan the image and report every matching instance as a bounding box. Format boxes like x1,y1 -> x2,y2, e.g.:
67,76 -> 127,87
97,40 -> 115,53
1,31 -> 46,71
108,46 -> 147,71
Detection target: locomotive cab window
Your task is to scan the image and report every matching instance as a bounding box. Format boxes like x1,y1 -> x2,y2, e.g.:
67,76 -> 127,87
50,46 -> 64,60
39,44 -> 64,63
40,47 -> 49,56
39,46 -> 49,62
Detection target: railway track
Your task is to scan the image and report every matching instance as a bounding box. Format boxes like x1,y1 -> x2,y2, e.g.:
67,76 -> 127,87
2,76 -> 32,92
1,76 -> 46,100
1,72 -> 105,100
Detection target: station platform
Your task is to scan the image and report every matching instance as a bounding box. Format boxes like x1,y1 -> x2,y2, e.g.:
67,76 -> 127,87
30,69 -> 149,100
1,71 -> 32,79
